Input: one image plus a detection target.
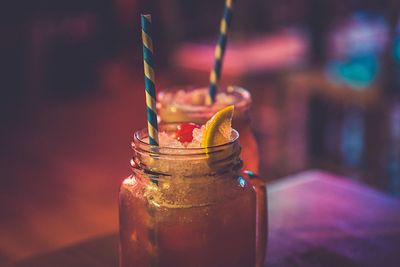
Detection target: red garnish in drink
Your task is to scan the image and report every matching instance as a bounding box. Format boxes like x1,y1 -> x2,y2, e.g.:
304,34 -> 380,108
175,123 -> 201,143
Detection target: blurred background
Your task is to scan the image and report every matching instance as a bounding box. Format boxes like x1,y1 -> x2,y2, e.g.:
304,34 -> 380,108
1,0 -> 400,265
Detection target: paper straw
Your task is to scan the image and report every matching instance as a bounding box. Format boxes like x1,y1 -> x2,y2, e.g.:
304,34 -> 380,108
141,14 -> 159,146
208,0 -> 235,104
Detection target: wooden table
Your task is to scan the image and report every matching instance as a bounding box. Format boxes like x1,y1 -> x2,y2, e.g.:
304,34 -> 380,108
12,170 -> 400,267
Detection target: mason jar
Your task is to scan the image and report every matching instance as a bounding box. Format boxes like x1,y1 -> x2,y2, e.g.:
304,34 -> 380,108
119,125 -> 267,267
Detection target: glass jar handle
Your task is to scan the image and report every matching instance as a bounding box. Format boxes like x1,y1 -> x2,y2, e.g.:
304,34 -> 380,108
243,170 -> 267,267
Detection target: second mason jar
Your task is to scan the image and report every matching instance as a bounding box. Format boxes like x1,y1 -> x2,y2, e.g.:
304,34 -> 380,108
157,86 -> 259,172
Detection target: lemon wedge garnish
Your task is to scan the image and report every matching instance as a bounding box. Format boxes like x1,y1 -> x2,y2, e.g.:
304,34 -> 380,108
201,105 -> 234,147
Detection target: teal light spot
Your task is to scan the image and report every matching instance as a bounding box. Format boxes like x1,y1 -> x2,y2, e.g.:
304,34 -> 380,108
237,176 -> 246,187
394,39 -> 400,62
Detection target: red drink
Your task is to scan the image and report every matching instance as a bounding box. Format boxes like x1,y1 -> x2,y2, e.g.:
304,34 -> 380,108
119,126 -> 266,267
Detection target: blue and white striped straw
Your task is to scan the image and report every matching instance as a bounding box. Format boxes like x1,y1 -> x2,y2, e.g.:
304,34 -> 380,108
141,14 -> 159,146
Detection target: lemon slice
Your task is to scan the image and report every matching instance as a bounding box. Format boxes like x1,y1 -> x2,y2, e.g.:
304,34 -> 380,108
201,105 -> 234,147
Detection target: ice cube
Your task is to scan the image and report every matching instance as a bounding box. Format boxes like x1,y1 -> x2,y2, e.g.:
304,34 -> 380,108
216,92 -> 236,106
181,125 -> 203,148
174,90 -> 187,104
190,89 -> 207,105
192,125 -> 205,143
158,132 -> 185,148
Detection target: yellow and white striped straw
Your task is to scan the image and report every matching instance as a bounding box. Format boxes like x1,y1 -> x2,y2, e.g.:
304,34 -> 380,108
208,0 -> 235,105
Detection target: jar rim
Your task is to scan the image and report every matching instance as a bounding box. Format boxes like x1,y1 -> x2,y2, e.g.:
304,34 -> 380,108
157,85 -> 251,115
133,125 -> 240,156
